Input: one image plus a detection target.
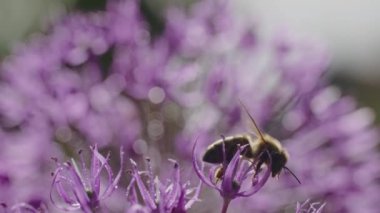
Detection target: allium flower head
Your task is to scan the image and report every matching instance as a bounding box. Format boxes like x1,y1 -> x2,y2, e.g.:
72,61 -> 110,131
296,199 -> 326,213
50,145 -> 124,212
192,140 -> 271,212
127,158 -> 201,213
0,202 -> 47,213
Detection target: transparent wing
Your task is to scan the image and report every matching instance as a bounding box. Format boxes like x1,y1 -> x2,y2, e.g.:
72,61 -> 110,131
238,99 -> 264,140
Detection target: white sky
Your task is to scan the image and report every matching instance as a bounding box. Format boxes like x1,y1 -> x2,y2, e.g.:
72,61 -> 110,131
234,0 -> 380,80
0,0 -> 380,80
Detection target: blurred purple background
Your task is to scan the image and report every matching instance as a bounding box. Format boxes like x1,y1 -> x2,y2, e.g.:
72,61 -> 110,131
0,0 -> 379,212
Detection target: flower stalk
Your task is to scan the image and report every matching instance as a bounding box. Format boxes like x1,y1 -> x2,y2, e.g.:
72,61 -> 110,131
221,198 -> 231,213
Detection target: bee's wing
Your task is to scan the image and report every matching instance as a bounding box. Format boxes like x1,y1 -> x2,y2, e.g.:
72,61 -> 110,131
238,100 -> 265,140
265,95 -> 300,136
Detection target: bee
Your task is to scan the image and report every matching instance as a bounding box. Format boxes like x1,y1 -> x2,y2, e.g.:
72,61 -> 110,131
202,102 -> 301,184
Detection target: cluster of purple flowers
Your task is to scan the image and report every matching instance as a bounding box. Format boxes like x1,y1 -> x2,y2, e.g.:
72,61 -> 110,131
48,142 -> 268,212
126,158 -> 201,213
50,146 -> 124,212
0,0 -> 379,212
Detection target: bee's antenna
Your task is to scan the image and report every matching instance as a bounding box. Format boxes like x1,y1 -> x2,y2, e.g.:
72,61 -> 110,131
283,166 -> 301,184
238,99 -> 265,140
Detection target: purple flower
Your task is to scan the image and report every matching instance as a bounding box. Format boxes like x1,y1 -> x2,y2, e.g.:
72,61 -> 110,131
50,146 -> 124,212
0,1 -> 145,206
0,0 -> 144,150
192,141 -> 271,212
1,201 -> 48,213
126,158 -> 201,213
296,199 -> 326,213
0,0 -> 378,212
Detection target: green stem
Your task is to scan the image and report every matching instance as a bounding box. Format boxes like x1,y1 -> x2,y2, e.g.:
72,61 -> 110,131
221,199 -> 231,213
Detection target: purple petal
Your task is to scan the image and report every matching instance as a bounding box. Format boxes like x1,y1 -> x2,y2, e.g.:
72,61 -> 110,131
126,178 -> 137,203
295,202 -> 302,213
90,145 -> 102,195
10,203 -> 40,213
296,199 -> 309,213
236,154 -> 271,197
295,200 -> 326,213
50,168 -> 81,211
172,188 -> 187,213
51,162 -> 91,211
56,180 -> 77,205
72,190 -> 93,213
184,180 -> 202,209
130,159 -> 157,209
78,150 -> 90,190
221,146 -> 245,196
145,158 -> 156,198
91,146 -> 113,196
316,203 -> 326,213
67,162 -> 92,210
102,147 -> 125,198
192,141 -> 221,191
166,161 -> 181,209
237,154 -> 262,182
235,160 -> 249,183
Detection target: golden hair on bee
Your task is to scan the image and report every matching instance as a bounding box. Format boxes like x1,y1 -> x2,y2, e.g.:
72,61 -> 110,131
202,101 -> 301,184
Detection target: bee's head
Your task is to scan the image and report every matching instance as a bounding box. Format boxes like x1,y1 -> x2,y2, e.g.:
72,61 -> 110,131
270,152 -> 288,177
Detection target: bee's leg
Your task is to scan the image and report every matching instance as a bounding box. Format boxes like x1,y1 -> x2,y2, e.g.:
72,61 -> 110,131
241,145 -> 251,158
255,160 -> 264,177
254,149 -> 269,176
214,166 -> 224,184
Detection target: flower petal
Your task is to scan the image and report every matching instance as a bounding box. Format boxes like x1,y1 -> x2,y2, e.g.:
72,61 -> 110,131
10,202 -> 41,212
221,145 -> 246,197
67,162 -> 92,211
130,159 -> 157,209
237,151 -> 271,197
192,140 -> 221,192
166,161 -> 181,209
102,147 -> 125,198
184,180 -> 202,210
126,178 -> 138,204
91,145 -> 112,196
50,167 -> 81,211
145,158 -> 156,198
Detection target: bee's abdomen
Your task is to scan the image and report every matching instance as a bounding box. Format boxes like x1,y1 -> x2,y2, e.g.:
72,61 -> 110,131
202,136 -> 252,164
